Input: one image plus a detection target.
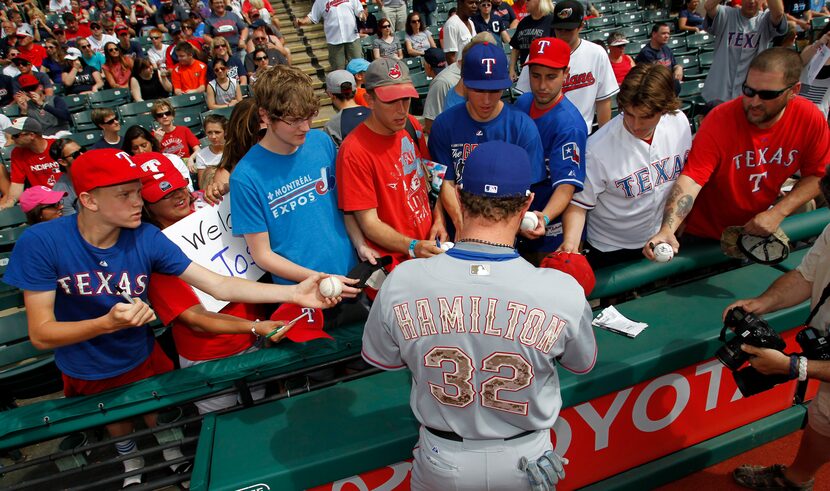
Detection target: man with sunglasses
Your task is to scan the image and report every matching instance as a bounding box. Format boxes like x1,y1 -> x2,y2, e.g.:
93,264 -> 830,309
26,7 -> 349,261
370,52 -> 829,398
85,20 -> 117,54
11,57 -> 55,95
13,73 -> 70,137
14,25 -> 45,68
90,108 -> 122,149
243,23 -> 289,71
115,24 -> 143,59
0,117 -> 61,209
644,48 -> 830,261
47,137 -> 81,215
146,28 -> 169,68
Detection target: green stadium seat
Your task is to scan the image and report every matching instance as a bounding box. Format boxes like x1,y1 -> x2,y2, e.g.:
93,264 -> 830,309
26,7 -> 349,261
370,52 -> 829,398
0,206 -> 25,229
666,37 -> 685,50
174,108 -> 204,137
678,80 -> 705,99
118,100 -> 156,118
200,107 -> 233,125
394,30 -> 406,42
685,32 -> 714,49
811,16 -> 830,40
624,41 -> 647,55
584,30 -> 610,42
69,130 -> 104,149
169,92 -> 207,111
71,110 -> 98,132
586,15 -> 614,29
64,93 -> 89,113
404,56 -> 424,73
410,71 -> 430,97
2,105 -> 19,118
122,114 -> 156,131
644,9 -> 671,22
677,55 -> 699,69
240,84 -> 250,97
612,1 -> 638,13
596,3 -> 612,14
683,66 -> 707,81
616,12 -> 643,25
699,50 -> 714,68
0,310 -> 62,402
88,88 -> 131,107
0,145 -> 14,165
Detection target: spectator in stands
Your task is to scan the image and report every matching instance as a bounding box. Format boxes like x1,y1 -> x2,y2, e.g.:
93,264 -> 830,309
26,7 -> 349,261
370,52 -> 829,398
88,0 -> 112,22
338,57 -> 445,269
62,47 -> 104,94
678,0 -> 706,33
122,125 -> 193,187
208,36 -> 247,86
155,0 -> 188,33
12,56 -> 55,96
14,74 -> 71,136
86,20 -> 117,54
102,41 -> 134,88
41,40 -> 67,88
46,137 -> 80,215
20,185 -> 67,224
645,48 -> 830,260
404,11 -> 436,58
194,113 -> 225,187
243,22 -> 290,70
247,47 -> 269,84
607,31 -> 634,85
50,25 -> 70,51
3,147 -> 333,488
180,18 -> 209,59
207,58 -> 242,109
508,0 -> 554,82
145,28 -> 169,68
90,107 -> 123,149
0,71 -> 14,106
50,0 -> 73,14
294,0 -> 364,70
228,69 -> 365,298
558,64 -> 691,268
346,57 -> 370,106
357,9 -> 380,38
514,37 -> 587,260
28,9 -> 52,43
784,0 -> 811,41
636,23 -> 684,83
63,12 -> 92,41
422,40 -> 465,133
0,118 -> 60,209
171,41 -> 207,94
430,42 -> 544,233
702,0 -> 786,102
373,19 -> 403,60
112,3 -> 131,27
473,0 -> 510,45
130,56 -> 172,101
442,0 -> 478,64
799,25 -> 830,118
77,38 -> 105,71
115,24 -> 142,58
164,21 -> 209,67
204,0 -> 248,56
151,98 -> 201,171
423,46 -> 447,76
324,69 -> 370,148
241,0 -> 276,31
15,25 -> 45,68
130,0 -> 156,33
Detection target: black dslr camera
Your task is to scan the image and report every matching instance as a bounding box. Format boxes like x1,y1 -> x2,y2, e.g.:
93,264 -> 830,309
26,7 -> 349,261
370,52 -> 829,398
717,307 -> 788,397
796,327 -> 830,361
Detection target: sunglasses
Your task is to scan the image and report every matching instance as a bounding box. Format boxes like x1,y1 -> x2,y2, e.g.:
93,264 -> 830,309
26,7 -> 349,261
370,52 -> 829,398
214,44 -> 227,49
381,24 -> 391,28
78,44 -> 90,48
150,36 -> 161,40
63,149 -> 83,159
10,132 -> 30,139
214,66 -> 226,71
102,117 -> 118,125
154,110 -> 172,118
107,48 -> 120,52
410,19 -> 421,23
255,56 -> 268,61
741,83 -> 794,100
90,24 -> 101,29
13,59 -> 29,66
253,37 -> 267,42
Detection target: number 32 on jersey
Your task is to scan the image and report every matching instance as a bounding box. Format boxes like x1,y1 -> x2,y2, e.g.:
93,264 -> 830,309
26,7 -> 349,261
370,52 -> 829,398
424,347 -> 534,415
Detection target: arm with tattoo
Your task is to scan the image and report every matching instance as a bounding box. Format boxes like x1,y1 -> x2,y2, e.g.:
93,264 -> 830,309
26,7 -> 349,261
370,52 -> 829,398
643,174 -> 703,260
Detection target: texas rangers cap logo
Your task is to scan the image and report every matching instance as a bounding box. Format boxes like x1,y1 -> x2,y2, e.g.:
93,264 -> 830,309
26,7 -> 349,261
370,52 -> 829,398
557,7 -> 573,18
388,64 -> 402,79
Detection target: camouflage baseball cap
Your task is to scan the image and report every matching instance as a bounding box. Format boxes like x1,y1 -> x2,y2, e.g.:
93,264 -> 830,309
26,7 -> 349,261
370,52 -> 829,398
721,225 -> 790,265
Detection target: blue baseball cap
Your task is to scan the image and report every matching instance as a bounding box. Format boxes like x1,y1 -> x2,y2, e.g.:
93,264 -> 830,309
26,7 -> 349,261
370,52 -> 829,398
460,141 -> 532,197
462,42 -> 512,91
346,58 -> 370,74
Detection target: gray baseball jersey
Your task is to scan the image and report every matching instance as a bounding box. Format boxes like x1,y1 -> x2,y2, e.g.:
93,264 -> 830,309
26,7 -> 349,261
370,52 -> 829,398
362,243 -> 597,440
702,5 -> 787,102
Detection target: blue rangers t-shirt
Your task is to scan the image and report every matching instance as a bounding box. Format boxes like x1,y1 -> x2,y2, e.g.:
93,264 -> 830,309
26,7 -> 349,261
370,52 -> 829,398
4,216 -> 192,380
230,129 -> 357,284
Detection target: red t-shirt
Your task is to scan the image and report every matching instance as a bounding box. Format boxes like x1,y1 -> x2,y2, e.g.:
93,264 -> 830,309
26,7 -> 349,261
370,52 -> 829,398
18,43 -> 47,68
610,55 -> 633,85
336,116 -> 433,269
148,272 -> 265,361
11,139 -> 61,187
160,125 -> 199,158
65,24 -> 92,40
682,96 -> 829,240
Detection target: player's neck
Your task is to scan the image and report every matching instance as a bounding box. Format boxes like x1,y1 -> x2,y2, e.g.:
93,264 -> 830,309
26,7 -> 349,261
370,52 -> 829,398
533,92 -> 563,112
459,217 -> 520,247
77,211 -> 122,249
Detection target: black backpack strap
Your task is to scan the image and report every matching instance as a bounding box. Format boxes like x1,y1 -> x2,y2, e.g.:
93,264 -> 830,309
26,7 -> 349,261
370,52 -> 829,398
805,281 -> 830,327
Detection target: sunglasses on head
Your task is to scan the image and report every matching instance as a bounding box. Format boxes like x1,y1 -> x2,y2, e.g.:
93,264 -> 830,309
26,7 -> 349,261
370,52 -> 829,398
154,110 -> 172,118
741,82 -> 794,100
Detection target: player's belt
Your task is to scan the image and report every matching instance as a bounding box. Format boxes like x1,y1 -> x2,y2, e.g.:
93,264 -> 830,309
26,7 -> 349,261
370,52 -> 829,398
425,426 -> 536,442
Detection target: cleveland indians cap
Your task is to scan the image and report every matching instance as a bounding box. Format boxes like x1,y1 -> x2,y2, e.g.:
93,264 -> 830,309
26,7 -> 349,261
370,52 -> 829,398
138,152 -> 189,203
524,37 -> 570,69
6,117 -> 43,135
364,58 -> 419,102
462,42 -> 512,90
459,141 -> 532,197
552,0 -> 585,29
72,149 -> 150,195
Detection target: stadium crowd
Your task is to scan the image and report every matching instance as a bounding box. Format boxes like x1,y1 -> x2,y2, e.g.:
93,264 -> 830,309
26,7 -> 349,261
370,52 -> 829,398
2,0 -> 830,486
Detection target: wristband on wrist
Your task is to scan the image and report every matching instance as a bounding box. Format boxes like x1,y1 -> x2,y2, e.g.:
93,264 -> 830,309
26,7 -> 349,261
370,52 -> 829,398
789,354 -> 799,380
250,318 -> 260,336
798,356 -> 808,382
542,215 -> 550,227
408,239 -> 417,258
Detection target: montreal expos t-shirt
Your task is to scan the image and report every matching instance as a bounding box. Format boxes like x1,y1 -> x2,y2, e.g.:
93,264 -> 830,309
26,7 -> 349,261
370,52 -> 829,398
683,96 -> 830,240
4,216 -> 192,380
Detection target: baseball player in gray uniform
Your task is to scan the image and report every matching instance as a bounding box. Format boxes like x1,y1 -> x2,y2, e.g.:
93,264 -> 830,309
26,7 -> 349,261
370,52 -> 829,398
361,141 -> 597,491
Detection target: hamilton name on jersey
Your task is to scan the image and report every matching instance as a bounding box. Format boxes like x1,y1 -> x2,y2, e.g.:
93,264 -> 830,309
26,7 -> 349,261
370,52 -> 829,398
391,296 -> 568,355
614,152 -> 687,198
57,271 -> 148,297
267,166 -> 334,218
732,146 -> 798,170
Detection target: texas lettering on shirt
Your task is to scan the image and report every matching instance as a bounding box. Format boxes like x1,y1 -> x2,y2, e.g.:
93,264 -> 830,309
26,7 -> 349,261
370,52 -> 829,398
57,271 -> 148,297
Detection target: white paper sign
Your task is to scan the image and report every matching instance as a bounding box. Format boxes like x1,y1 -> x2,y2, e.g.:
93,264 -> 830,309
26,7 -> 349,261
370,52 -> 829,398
162,194 -> 266,312
808,44 -> 830,83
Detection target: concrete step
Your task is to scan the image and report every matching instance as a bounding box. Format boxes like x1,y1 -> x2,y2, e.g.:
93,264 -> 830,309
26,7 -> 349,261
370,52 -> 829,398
312,104 -> 337,129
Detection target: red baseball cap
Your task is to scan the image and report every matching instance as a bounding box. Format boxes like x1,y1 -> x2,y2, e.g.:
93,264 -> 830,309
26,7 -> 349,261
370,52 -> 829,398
17,73 -> 40,91
19,185 -> 66,213
270,303 -> 330,342
524,37 -> 571,69
71,149 -> 149,195
540,251 -> 595,296
138,152 -> 189,203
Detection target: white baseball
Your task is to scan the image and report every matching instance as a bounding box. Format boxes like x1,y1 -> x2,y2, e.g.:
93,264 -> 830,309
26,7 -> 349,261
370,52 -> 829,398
520,212 -> 539,231
318,276 -> 343,298
653,242 -> 674,263
440,241 -> 454,251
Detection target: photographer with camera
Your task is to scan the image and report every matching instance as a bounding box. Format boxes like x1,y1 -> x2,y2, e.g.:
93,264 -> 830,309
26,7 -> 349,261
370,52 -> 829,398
722,171 -> 830,491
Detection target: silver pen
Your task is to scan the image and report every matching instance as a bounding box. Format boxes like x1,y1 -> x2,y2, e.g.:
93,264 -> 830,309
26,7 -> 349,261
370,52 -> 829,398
115,287 -> 136,305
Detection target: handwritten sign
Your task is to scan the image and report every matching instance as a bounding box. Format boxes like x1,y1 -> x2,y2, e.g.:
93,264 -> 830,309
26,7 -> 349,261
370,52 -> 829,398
162,194 -> 266,312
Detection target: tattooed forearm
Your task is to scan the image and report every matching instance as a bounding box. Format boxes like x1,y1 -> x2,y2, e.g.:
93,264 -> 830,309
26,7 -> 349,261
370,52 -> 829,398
676,195 -> 694,219
660,185 -> 695,231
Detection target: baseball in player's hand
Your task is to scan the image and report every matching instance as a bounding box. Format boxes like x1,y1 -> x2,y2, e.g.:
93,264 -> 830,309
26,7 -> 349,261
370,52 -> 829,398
642,230 -> 679,261
742,208 -> 785,237
106,298 -> 157,332
293,273 -> 342,307
415,240 -> 444,258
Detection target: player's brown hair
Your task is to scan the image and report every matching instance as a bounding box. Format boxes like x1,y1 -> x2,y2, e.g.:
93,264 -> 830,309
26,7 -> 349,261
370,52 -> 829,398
748,47 -> 802,87
616,63 -> 681,116
252,65 -> 319,121
459,190 -> 530,222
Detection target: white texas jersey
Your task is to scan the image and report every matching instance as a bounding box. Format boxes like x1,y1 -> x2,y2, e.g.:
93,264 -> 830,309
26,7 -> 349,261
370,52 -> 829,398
362,243 -> 597,440
516,39 -> 619,132
571,111 -> 692,252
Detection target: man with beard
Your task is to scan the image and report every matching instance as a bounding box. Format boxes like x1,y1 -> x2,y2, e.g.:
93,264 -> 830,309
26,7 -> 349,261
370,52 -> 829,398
643,48 -> 830,261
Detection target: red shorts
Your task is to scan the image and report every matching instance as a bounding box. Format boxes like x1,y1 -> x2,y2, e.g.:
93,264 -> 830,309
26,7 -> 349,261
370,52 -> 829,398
62,341 -> 174,397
